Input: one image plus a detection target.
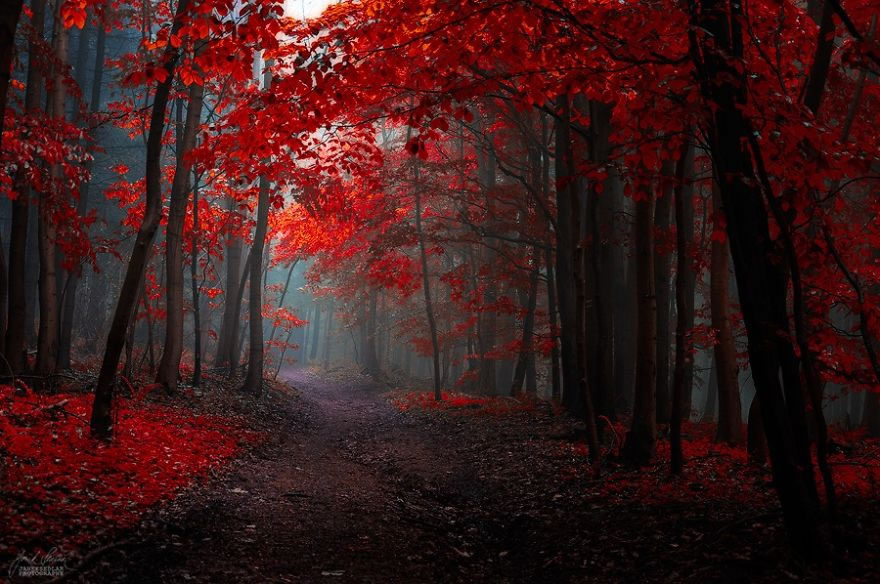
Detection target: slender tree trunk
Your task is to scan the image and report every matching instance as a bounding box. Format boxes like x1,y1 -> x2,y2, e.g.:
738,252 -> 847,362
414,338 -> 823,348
6,0 -> 47,373
215,205 -> 243,367
623,180 -> 657,466
309,304 -> 322,362
90,0 -> 192,437
227,246 -> 253,376
511,248 -> 539,395
156,81 -> 204,391
545,243 -> 560,400
711,180 -> 743,444
414,173 -> 441,400
703,354 -> 718,422
241,125 -> 271,396
37,1 -> 69,380
190,171 -> 202,387
240,182 -> 269,391
671,144 -> 695,474
267,260 -> 297,349
654,163 -> 673,424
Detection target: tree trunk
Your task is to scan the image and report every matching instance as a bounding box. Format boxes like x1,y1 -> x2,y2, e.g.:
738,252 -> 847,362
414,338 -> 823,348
690,0 -> 820,551
711,180 -> 743,444
241,169 -> 270,394
6,0 -> 47,373
90,0 -> 192,437
623,180 -> 657,466
748,396 -> 768,464
267,259 -> 298,355
156,81 -> 204,391
215,202 -> 243,367
654,163 -> 673,424
190,171 -> 202,387
309,303 -> 322,362
545,243 -> 561,400
227,246 -> 253,376
555,96 -> 599,464
37,1 -> 69,380
510,248 -> 539,396
414,168 -> 441,400
671,143 -> 695,474
703,354 -> 718,422
588,101 -> 617,420
862,392 -> 880,436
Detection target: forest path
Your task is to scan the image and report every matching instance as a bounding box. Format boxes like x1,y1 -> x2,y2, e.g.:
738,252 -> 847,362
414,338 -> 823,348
87,368 -> 534,583
76,369 -> 833,584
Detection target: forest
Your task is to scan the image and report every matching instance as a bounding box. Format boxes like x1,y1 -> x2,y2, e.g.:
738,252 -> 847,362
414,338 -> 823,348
1,0 -> 879,581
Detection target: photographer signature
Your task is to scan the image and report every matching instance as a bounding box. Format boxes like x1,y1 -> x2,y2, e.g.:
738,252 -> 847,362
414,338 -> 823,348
8,547 -> 68,580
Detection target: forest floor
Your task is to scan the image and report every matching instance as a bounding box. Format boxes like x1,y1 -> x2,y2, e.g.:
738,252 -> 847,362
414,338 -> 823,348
13,367 -> 878,583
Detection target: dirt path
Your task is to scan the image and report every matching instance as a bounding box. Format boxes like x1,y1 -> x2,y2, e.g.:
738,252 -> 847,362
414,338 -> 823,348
77,369 -> 861,584
85,369 -> 537,583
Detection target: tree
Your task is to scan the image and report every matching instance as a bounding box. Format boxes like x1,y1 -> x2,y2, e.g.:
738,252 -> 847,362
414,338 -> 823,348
91,0 -> 193,437
156,80 -> 204,392
689,0 -> 820,551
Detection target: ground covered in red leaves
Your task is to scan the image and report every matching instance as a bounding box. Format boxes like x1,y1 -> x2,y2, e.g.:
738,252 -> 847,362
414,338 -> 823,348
0,383 -> 261,564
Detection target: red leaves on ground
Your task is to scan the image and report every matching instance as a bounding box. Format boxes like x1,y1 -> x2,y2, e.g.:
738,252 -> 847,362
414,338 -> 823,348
391,390 -> 537,415
0,385 -> 259,559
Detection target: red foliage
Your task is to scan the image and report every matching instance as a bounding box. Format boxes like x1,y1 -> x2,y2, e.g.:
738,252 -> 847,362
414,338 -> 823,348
0,386 -> 260,559
391,391 -> 537,415
557,421 -> 880,507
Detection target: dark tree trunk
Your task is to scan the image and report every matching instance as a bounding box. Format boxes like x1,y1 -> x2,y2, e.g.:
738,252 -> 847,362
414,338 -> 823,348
6,0 -> 47,374
190,172 -> 202,387
90,0 -> 192,437
37,1 -> 69,380
654,164 -> 673,425
711,180 -> 744,444
267,260 -> 298,361
588,101 -> 617,420
227,246 -> 253,376
703,354 -> 718,422
215,203 -> 243,367
157,81 -> 204,391
748,396 -> 768,464
671,143 -> 695,474
414,171 -> 441,399
690,0 -> 820,552
555,96 -> 599,464
544,243 -> 561,401
623,181 -> 657,466
241,171 -> 270,394
510,248 -> 539,396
